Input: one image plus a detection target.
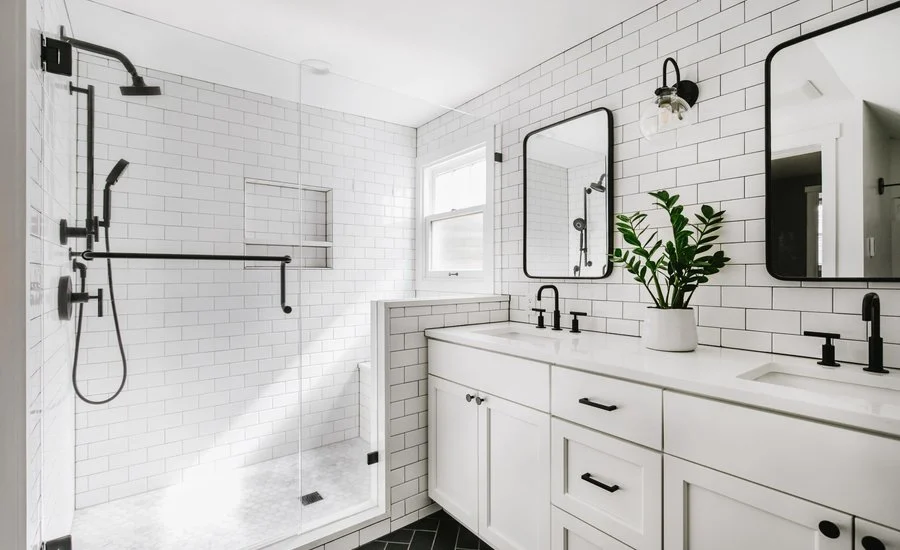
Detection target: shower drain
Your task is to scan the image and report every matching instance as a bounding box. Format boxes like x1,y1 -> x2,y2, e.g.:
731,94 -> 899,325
300,491 -> 324,505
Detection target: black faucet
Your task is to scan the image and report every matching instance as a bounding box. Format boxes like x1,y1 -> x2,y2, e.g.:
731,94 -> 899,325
862,292 -> 889,374
537,285 -> 562,331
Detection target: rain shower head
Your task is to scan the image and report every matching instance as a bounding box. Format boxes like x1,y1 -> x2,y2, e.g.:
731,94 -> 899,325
120,76 -> 162,96
59,27 -> 162,97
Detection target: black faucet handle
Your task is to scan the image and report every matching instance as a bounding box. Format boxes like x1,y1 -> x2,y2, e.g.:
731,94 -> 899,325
532,308 -> 546,329
803,331 -> 841,340
570,311 -> 587,334
803,331 -> 840,367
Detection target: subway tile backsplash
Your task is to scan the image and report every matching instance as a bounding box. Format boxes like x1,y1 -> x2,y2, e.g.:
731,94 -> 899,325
417,0 -> 900,368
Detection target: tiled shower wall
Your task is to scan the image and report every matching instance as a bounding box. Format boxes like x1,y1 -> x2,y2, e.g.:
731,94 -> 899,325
25,0 -> 76,547
417,0 -> 900,368
73,53 -> 415,507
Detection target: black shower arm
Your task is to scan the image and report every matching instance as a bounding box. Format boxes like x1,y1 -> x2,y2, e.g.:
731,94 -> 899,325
78,251 -> 294,314
60,27 -> 142,83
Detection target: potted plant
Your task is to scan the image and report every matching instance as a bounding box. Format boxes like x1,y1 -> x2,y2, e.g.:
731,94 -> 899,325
611,190 -> 730,352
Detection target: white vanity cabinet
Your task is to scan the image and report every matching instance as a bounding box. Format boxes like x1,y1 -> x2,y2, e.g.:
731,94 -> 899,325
427,376 -> 480,528
427,342 -> 551,550
664,455 -> 852,550
426,330 -> 900,550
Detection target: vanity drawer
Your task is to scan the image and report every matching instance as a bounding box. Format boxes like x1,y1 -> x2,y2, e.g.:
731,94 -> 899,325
665,391 -> 900,530
552,366 -> 662,449
551,418 -> 661,550
428,339 -> 550,411
552,506 -> 634,550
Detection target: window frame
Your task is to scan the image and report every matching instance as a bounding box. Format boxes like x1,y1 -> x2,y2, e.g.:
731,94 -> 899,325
416,128 -> 495,294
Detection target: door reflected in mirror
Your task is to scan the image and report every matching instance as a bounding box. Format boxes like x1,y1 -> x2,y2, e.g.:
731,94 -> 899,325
767,4 -> 900,280
524,108 -> 613,279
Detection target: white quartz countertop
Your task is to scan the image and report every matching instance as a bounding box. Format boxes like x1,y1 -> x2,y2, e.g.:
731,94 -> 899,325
425,322 -> 900,439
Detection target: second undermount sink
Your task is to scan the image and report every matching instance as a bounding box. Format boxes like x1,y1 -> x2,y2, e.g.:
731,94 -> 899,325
740,361 -> 900,414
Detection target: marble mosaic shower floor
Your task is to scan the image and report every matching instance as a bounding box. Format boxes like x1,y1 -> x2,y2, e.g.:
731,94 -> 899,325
71,438 -> 373,550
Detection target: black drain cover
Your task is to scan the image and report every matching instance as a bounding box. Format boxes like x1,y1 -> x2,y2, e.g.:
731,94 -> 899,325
300,491 -> 324,506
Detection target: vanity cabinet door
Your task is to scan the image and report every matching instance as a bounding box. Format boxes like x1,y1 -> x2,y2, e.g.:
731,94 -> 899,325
855,519 -> 900,550
428,375 -> 479,529
478,392 -> 551,550
664,455 -> 852,550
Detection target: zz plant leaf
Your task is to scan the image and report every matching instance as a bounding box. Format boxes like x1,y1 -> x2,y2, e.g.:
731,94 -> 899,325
610,190 -> 730,309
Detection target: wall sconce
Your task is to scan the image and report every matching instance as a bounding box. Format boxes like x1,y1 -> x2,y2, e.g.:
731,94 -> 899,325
639,57 -> 699,141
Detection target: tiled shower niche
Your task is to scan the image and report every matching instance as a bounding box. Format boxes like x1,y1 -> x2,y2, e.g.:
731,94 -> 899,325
244,178 -> 333,269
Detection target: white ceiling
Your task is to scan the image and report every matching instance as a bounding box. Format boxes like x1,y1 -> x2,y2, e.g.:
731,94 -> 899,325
73,0 -> 655,127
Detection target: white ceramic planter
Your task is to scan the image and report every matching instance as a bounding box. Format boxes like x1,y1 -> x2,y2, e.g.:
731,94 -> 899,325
642,307 -> 697,352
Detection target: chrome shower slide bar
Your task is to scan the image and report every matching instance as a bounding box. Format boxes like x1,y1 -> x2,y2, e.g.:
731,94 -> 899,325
76,250 -> 293,314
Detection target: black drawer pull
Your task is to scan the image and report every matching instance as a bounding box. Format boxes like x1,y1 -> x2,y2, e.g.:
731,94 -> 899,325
581,473 -> 620,493
579,398 -> 618,412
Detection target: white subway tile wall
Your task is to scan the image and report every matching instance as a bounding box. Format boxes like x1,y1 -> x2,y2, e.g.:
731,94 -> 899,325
71,53 -> 416,507
381,297 -> 510,532
417,0 -> 900,367
26,0 -> 77,547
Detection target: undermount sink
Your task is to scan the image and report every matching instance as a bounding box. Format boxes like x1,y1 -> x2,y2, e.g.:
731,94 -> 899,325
477,326 -> 561,346
740,362 -> 900,414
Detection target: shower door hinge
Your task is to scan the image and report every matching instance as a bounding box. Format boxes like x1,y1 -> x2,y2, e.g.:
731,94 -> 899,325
367,451 -> 379,465
41,35 -> 73,76
494,152 -> 503,163
43,535 -> 72,550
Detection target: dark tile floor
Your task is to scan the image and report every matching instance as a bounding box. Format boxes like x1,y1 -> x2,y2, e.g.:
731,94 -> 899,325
357,510 -> 493,550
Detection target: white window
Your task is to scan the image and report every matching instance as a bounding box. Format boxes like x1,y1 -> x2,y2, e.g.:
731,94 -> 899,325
416,129 -> 495,294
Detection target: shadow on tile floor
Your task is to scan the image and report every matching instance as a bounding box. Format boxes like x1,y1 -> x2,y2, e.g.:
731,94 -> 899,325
357,510 -> 493,550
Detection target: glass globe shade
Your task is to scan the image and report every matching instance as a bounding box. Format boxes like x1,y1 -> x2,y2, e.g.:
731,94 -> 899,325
640,87 -> 692,141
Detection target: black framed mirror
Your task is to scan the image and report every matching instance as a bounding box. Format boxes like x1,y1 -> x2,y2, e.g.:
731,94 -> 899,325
523,107 -> 614,279
766,1 -> 900,281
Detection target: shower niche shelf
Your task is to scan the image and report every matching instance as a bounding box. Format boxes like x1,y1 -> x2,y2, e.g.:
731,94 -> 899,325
244,178 -> 333,270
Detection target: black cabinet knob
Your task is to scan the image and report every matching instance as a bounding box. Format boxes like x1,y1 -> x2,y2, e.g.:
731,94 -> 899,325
475,396 -> 485,405
465,394 -> 474,403
818,520 -> 840,539
862,536 -> 886,550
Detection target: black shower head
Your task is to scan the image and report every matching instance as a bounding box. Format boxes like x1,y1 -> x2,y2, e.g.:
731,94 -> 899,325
59,29 -> 162,97
120,76 -> 162,96
588,174 -> 607,193
106,159 -> 129,187
103,159 -> 129,228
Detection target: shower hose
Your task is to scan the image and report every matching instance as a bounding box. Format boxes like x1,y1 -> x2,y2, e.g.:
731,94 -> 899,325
72,223 -> 127,405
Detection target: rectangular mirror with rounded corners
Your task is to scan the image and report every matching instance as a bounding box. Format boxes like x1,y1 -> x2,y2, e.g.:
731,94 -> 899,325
766,1 -> 900,281
524,107 -> 614,279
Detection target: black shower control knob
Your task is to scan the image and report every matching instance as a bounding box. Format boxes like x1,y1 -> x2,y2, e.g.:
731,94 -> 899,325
818,520 -> 840,539
862,536 -> 886,550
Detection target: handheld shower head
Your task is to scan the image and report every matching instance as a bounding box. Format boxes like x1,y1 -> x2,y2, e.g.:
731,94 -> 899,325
103,159 -> 129,227
106,159 -> 129,187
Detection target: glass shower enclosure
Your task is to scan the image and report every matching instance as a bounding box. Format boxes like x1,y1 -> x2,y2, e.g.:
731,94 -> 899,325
31,1 -> 456,548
